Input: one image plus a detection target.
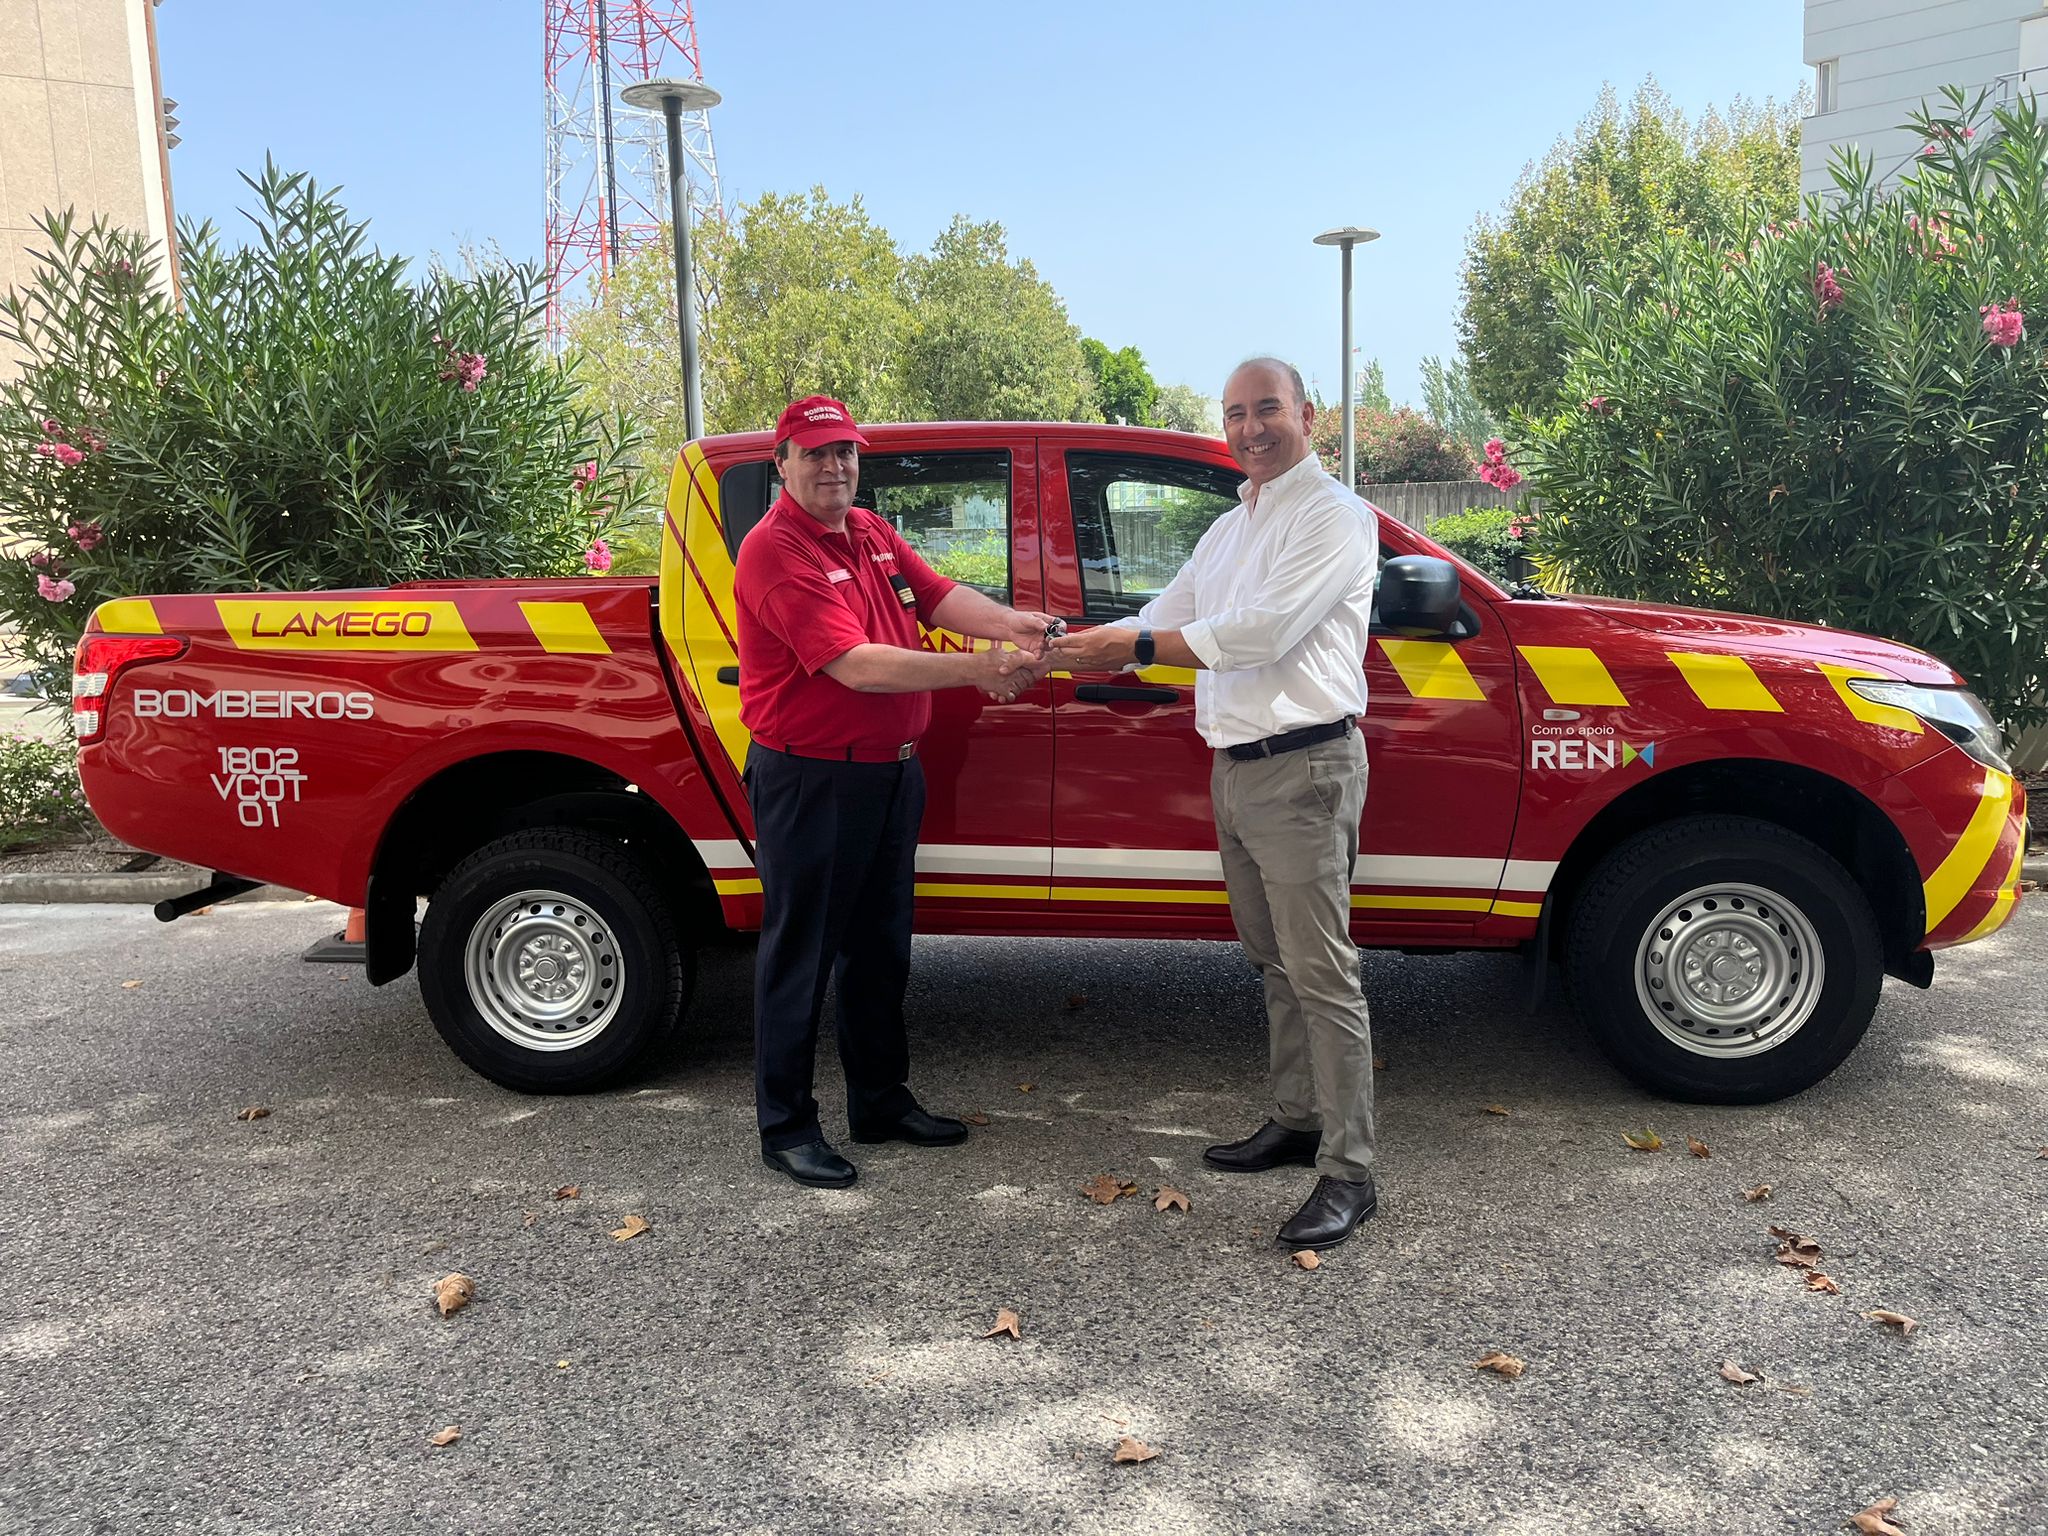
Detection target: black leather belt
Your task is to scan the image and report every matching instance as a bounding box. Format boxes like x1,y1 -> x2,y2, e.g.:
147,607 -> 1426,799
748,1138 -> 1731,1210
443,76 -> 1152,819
1223,717 -> 1354,762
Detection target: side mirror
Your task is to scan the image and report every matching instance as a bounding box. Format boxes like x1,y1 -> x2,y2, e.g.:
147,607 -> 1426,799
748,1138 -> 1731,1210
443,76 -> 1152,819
1377,555 -> 1463,636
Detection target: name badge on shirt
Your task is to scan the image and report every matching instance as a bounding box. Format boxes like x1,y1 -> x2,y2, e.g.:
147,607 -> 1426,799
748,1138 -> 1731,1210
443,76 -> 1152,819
825,568 -> 852,584
887,571 -> 917,607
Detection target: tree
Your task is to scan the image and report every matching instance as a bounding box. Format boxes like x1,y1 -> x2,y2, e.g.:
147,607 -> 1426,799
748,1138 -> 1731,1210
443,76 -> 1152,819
901,217 -> 1095,422
1311,406 -> 1478,486
1459,80 -> 1804,421
1154,383 -> 1217,435
1,164 -> 640,690
1356,357 -> 1392,412
1521,89 -> 2048,736
1417,354 -> 1501,461
1081,337 -> 1158,424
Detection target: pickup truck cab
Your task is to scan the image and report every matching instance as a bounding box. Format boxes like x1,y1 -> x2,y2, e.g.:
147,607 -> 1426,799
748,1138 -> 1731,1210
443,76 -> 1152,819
74,423 -> 2027,1103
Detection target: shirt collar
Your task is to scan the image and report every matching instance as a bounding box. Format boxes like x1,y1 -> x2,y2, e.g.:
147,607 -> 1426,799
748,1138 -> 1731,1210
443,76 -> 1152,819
1238,449 -> 1325,507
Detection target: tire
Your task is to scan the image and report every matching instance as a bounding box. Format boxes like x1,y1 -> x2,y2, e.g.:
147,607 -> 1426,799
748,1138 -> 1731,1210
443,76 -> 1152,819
417,829 -> 691,1093
1563,815 -> 1884,1104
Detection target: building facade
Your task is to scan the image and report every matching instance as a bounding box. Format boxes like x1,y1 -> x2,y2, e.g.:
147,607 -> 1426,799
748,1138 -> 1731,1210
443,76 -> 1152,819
0,0 -> 176,377
1803,0 -> 2048,194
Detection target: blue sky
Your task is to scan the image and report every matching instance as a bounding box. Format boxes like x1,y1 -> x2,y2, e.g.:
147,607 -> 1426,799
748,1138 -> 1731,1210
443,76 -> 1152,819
159,0 -> 1808,408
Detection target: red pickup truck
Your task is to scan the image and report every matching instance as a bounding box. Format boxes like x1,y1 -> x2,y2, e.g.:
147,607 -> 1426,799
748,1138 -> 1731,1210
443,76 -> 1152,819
74,422 -> 2026,1104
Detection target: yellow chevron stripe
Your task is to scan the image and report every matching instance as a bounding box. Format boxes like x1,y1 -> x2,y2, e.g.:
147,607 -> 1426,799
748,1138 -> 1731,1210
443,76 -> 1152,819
682,441 -> 719,511
1352,893 -> 1495,912
917,882 -> 1054,900
1490,899 -> 1544,919
1923,768 -> 2014,931
1817,663 -> 1923,733
1377,639 -> 1484,701
1053,886 -> 1232,904
1667,652 -> 1783,712
216,599 -> 477,652
519,601 -> 611,655
1956,838 -> 2025,944
1517,645 -> 1627,706
93,599 -> 161,634
713,877 -> 763,896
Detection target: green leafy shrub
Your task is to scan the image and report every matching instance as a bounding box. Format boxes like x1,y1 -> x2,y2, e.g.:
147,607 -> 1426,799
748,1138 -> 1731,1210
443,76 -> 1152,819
926,530 -> 1007,593
1521,89 -> 2048,732
1427,506 -> 1523,583
1312,406 -> 1478,487
0,163 -> 649,689
0,733 -> 91,849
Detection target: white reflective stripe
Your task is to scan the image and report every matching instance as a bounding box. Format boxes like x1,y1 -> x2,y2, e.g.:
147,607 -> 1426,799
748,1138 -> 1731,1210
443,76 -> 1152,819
1502,859 -> 1560,892
1055,847 -> 1221,880
696,839 -> 754,869
918,844 -> 1053,877
1353,855 -> 1504,889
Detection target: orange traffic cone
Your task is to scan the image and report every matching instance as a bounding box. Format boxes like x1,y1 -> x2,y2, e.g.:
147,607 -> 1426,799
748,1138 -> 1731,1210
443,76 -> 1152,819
344,906 -> 367,944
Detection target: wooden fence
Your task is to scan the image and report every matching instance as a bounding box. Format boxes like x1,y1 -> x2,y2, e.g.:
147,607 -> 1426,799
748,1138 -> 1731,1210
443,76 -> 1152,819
1358,479 -> 1519,531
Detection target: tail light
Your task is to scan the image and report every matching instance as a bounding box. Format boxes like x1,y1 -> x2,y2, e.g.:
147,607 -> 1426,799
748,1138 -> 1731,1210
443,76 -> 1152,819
73,632 -> 187,744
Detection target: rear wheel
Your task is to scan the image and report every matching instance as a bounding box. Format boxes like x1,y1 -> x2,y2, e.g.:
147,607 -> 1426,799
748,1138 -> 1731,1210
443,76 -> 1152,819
1564,815 -> 1884,1103
417,829 -> 690,1093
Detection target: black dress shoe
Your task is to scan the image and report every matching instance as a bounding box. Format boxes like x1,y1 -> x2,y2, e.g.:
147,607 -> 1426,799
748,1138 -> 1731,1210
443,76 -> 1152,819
1203,1119 -> 1320,1172
1277,1174 -> 1378,1250
761,1139 -> 858,1188
850,1107 -> 969,1147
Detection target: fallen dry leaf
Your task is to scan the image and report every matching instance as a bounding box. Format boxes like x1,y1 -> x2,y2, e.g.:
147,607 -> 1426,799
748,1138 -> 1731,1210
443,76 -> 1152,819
1770,1226 -> 1823,1268
1080,1174 -> 1138,1205
1291,1250 -> 1321,1270
121,980 -> 142,990
1805,1271 -> 1842,1295
1373,1055 -> 1387,1071
429,1425 -> 462,1447
961,1112 -> 991,1127
433,1273 -> 475,1318
1862,1310 -> 1919,1336
1112,1436 -> 1158,1464
1063,994 -> 1087,1011
1719,1361 -> 1758,1384
1848,1497 -> 1906,1536
1687,1136 -> 1710,1158
520,1211 -> 538,1228
1474,1352 -> 1526,1379
1622,1129 -> 1663,1151
610,1214 -> 650,1242
236,1106 -> 271,1122
1153,1186 -> 1190,1213
1016,1083 -> 1035,1093
2037,1147 -> 2047,1159
982,1307 -> 1022,1340
552,1185 -> 580,1201
192,905 -> 212,916
1484,1104 -> 1510,1116
1742,1183 -> 1773,1202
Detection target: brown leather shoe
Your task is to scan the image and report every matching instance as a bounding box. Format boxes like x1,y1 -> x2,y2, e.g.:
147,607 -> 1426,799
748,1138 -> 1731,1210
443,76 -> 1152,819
1203,1119 -> 1320,1172
1277,1174 -> 1378,1249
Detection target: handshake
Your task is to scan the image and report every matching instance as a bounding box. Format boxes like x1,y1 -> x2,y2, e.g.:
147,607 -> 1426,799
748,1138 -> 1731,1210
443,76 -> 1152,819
971,645 -> 1052,704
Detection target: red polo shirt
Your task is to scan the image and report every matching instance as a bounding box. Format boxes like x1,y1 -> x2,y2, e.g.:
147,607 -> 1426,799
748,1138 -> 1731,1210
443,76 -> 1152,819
734,492 -> 957,756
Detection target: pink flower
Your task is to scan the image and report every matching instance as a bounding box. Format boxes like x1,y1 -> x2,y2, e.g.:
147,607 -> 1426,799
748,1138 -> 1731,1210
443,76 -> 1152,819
573,459 -> 598,490
39,417 -> 61,435
1921,144 -> 1938,156
1583,396 -> 1611,414
37,441 -> 87,466
37,575 -> 75,602
1981,302 -> 2026,348
583,539 -> 613,573
1814,263 -> 1845,314
67,520 -> 104,552
1483,437 -> 1506,466
27,549 -> 56,570
1479,462 -> 1524,492
436,348 -> 487,391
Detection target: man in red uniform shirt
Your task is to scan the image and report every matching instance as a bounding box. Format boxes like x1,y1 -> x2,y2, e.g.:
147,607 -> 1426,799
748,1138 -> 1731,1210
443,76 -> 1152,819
735,395 -> 1053,1188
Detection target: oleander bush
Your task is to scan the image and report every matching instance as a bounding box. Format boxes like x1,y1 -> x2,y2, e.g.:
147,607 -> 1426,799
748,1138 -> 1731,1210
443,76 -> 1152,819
0,162 -> 650,694
0,732 -> 90,849
1520,89 -> 2048,734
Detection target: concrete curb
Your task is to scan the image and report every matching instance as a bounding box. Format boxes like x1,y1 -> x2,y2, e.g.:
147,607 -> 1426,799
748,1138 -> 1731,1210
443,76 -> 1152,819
0,871 -> 282,905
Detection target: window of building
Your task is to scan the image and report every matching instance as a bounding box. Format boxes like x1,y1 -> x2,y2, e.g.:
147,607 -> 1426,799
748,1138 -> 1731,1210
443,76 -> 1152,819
1815,59 -> 1838,115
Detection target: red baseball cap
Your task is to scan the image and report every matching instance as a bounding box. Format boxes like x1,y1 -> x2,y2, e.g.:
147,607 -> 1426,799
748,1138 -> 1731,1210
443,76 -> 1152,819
774,394 -> 871,451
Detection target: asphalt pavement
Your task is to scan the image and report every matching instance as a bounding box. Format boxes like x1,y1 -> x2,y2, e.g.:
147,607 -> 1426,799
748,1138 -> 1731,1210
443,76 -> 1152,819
1,899 -> 2044,1535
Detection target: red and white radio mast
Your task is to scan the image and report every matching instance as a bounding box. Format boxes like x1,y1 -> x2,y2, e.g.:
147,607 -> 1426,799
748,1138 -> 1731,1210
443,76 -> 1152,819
542,1 -> 721,342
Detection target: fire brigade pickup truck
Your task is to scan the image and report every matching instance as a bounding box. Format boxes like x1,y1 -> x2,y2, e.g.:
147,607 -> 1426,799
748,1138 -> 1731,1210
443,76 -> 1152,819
73,423 -> 2026,1104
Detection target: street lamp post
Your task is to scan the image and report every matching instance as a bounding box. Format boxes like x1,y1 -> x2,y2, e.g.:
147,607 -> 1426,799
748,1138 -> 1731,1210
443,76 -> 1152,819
620,77 -> 721,442
1312,226 -> 1380,491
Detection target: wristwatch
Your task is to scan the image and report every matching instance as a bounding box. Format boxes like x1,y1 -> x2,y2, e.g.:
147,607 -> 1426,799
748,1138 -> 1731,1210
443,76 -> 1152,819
1134,626 -> 1155,667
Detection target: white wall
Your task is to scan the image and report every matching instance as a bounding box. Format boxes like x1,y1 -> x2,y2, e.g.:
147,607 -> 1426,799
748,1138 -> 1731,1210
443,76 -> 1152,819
1802,0 -> 2048,195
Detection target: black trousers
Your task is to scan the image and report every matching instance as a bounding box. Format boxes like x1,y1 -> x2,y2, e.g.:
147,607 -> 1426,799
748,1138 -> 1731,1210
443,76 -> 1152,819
747,744 -> 923,1151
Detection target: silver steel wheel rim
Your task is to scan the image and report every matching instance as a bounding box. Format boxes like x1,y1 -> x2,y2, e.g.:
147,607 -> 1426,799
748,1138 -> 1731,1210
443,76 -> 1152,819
1634,882 -> 1825,1059
463,889 -> 624,1052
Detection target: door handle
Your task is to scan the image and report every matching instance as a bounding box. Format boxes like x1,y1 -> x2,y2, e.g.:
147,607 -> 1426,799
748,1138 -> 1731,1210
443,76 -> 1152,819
1074,683 -> 1180,705
715,666 -> 738,685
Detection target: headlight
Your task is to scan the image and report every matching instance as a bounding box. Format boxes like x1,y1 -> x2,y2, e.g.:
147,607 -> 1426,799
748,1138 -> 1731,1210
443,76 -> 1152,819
1846,680 -> 2011,772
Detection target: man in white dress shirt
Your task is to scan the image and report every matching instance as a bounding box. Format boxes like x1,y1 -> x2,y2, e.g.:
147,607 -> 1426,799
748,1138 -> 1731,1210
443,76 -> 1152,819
1051,356 -> 1379,1250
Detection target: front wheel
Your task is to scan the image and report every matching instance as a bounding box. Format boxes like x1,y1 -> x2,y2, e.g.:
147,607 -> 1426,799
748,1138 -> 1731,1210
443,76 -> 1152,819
417,829 -> 691,1093
1564,816 -> 1884,1104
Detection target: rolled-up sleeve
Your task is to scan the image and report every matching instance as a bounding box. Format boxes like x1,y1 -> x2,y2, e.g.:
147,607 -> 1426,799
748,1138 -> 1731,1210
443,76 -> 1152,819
1180,497 -> 1375,673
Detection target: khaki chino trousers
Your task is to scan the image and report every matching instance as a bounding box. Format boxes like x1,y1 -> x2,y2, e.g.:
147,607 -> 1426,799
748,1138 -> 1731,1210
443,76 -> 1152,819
1211,730 -> 1375,1181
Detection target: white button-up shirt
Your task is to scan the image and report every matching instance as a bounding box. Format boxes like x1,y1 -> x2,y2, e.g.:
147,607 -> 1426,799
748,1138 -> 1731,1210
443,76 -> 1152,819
1121,449 -> 1378,749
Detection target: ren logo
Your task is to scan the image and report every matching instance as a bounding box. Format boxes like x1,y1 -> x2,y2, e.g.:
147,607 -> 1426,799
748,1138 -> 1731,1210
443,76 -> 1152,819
1529,737 -> 1656,772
